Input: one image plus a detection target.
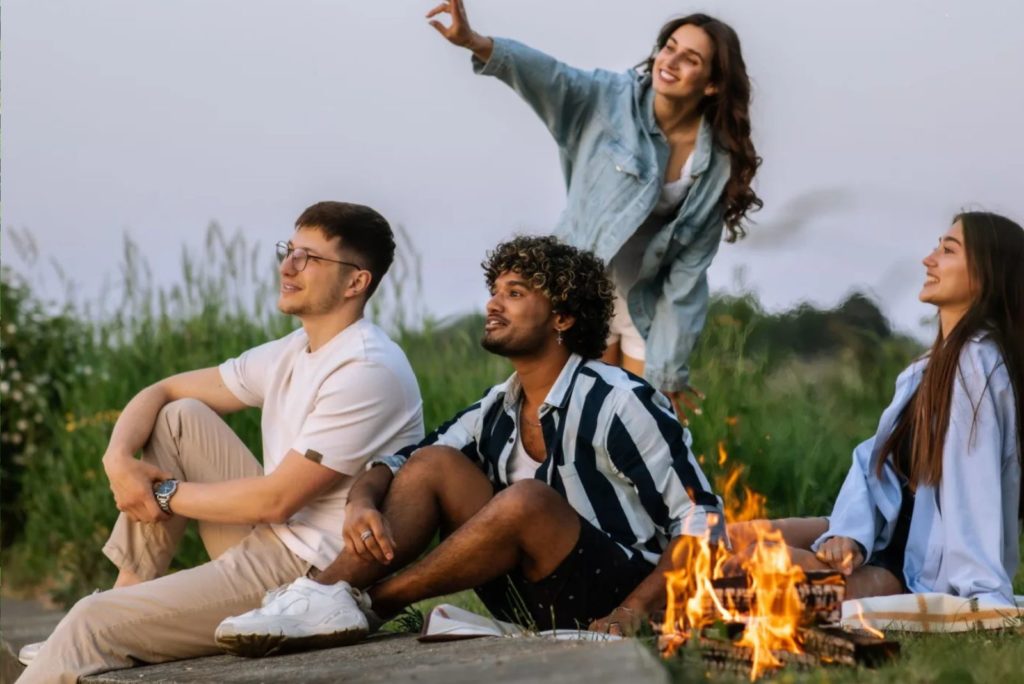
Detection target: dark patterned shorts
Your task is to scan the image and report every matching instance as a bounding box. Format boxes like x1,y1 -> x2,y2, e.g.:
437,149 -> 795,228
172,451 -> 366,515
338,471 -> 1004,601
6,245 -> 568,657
474,516 -> 655,630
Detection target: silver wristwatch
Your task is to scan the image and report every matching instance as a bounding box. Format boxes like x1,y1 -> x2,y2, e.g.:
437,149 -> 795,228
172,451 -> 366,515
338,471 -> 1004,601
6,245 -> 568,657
152,479 -> 179,514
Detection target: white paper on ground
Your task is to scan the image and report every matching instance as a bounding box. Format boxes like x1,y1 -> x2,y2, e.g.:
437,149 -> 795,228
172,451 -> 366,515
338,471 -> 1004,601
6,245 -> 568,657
419,603 -> 622,642
841,593 -> 1024,632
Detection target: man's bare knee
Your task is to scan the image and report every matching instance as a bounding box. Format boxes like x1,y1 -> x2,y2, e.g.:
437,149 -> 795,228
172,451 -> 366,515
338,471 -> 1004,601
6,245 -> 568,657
400,446 -> 478,480
490,480 -> 568,522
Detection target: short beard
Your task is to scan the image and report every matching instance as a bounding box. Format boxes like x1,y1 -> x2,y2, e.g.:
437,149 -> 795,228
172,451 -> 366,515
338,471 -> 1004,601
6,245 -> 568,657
480,329 -> 546,358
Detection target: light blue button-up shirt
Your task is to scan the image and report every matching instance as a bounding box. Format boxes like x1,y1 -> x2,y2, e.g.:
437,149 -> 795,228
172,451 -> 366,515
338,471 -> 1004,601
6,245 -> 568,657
813,334 -> 1021,606
473,38 -> 732,391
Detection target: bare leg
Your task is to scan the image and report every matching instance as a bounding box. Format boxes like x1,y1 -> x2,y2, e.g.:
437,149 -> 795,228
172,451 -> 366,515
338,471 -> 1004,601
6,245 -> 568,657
601,340 -> 622,367
844,565 -> 904,599
315,446 -> 495,588
113,568 -> 143,588
369,479 -> 582,618
621,353 -> 644,377
728,517 -> 829,552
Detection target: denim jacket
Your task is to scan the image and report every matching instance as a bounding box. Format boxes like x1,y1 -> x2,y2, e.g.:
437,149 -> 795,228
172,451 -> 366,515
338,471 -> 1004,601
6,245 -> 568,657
812,334 -> 1021,606
473,38 -> 732,391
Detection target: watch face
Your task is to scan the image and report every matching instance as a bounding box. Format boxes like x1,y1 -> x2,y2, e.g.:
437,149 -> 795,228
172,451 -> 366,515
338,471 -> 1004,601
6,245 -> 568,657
155,480 -> 176,496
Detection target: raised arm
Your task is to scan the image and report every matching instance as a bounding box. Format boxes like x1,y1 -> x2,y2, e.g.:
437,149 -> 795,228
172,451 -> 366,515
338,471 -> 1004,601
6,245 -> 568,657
427,0 -> 612,151
426,0 -> 493,62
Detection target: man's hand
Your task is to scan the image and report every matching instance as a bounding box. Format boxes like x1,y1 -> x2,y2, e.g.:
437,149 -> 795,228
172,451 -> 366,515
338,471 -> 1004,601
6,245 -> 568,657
426,0 -> 493,59
343,500 -> 397,565
104,456 -> 172,523
664,385 -> 704,425
815,536 -> 864,575
588,605 -> 644,636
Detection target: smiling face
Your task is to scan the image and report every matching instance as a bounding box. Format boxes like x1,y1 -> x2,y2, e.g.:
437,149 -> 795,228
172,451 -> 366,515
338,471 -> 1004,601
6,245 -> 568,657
481,271 -> 560,358
919,220 -> 976,312
651,24 -> 717,101
277,226 -> 351,317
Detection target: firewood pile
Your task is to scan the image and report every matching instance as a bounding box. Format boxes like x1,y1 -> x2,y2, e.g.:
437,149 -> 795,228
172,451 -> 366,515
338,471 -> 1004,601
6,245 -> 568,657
658,571 -> 901,678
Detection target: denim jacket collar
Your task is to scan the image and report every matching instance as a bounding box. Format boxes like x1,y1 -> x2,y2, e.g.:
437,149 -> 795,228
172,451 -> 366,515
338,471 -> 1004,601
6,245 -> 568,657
637,74 -> 715,179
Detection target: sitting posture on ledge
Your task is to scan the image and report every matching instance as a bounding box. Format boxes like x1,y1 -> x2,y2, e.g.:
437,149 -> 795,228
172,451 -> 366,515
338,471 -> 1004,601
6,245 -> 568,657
18,202 -> 425,683
216,235 -> 727,656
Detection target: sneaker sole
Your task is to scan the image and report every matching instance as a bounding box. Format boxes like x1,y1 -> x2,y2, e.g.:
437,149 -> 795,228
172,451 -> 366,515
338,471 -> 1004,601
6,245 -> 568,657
216,626 -> 368,658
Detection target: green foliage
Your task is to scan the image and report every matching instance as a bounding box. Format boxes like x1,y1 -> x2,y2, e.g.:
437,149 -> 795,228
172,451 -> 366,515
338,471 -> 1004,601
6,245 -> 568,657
2,224 -> 1020,618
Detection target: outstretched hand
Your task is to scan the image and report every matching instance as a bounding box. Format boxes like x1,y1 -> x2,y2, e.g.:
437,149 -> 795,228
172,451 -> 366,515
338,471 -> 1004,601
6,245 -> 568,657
665,385 -> 704,425
425,0 -> 493,59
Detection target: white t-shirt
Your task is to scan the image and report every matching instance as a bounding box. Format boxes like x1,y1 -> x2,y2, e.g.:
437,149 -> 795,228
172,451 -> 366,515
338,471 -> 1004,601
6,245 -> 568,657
219,319 -> 424,570
610,153 -> 696,291
507,432 -> 540,483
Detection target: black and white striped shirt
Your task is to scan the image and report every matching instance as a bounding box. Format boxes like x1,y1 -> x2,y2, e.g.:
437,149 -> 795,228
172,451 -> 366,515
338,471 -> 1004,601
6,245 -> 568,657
373,354 -> 725,564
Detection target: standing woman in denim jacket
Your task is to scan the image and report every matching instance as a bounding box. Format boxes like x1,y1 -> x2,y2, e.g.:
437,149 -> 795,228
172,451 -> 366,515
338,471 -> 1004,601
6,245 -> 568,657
427,1 -> 762,418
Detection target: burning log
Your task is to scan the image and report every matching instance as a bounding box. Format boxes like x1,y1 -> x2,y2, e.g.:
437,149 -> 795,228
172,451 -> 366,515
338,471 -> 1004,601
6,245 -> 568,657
800,626 -> 901,668
706,571 -> 846,625
660,626 -> 900,676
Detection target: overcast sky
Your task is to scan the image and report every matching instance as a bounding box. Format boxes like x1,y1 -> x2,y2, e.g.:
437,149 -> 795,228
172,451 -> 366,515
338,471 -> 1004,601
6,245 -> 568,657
4,0 -> 1023,338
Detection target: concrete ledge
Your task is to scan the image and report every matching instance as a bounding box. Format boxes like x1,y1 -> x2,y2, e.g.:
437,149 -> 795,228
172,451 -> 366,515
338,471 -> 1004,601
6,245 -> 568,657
85,634 -> 669,684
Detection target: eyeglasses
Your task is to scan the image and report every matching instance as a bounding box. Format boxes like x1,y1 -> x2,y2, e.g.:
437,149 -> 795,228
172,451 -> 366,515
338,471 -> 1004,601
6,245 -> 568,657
275,241 -> 363,273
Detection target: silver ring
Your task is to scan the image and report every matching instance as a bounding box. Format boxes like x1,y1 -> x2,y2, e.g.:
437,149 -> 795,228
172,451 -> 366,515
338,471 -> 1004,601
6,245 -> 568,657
360,529 -> 373,541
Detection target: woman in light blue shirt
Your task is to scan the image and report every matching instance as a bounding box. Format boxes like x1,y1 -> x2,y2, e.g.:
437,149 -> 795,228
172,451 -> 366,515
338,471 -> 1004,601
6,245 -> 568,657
427,1 -> 762,418
733,211 -> 1023,605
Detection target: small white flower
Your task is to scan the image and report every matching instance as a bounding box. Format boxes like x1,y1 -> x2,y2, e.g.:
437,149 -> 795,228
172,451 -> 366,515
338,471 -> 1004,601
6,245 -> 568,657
4,323 -> 15,335
11,433 -> 22,445
8,358 -> 16,369
25,383 -> 38,395
12,390 -> 23,402
82,366 -> 93,376
16,419 -> 28,431
0,381 -> 9,394
11,370 -> 21,382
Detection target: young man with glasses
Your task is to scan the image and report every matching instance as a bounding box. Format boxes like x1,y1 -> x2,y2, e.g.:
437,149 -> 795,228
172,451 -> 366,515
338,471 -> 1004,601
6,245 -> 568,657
18,201 -> 425,683
216,235 -> 726,655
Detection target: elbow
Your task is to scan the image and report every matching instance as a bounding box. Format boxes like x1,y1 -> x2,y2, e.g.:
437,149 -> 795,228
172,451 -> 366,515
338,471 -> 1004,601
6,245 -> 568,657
259,496 -> 302,525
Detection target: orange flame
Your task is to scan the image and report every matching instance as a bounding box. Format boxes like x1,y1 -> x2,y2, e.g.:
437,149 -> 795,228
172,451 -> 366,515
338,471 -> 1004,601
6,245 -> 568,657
850,602 -> 885,640
735,526 -> 807,680
662,444 -> 810,680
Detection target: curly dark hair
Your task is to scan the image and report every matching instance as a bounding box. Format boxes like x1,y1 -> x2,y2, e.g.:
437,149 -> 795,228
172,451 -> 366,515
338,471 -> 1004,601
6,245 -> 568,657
482,235 -> 615,359
641,14 -> 763,241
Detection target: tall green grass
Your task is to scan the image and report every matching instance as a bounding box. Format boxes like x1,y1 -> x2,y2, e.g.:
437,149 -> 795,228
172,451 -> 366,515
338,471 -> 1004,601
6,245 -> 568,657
2,224 -> 1018,609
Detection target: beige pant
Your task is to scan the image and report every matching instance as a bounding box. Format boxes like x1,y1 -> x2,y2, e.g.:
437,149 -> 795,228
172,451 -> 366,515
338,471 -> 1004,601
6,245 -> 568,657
18,399 -> 310,684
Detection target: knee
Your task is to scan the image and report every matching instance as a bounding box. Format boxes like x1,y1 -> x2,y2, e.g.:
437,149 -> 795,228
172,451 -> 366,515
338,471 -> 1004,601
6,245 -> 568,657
491,480 -> 565,521
152,398 -> 213,441
60,591 -> 107,631
402,445 -> 473,480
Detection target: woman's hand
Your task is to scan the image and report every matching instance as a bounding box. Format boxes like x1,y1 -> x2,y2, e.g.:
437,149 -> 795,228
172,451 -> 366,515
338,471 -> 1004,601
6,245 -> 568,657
664,385 -> 704,425
815,536 -> 864,575
343,500 -> 396,565
426,0 -> 493,60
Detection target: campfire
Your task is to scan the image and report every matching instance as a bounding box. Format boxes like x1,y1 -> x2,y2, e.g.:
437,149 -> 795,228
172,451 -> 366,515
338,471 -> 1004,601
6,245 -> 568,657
659,444 -> 898,679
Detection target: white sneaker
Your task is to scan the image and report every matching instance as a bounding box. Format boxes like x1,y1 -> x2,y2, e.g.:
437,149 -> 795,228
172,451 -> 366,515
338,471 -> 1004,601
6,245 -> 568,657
215,578 -> 376,657
18,641 -> 44,666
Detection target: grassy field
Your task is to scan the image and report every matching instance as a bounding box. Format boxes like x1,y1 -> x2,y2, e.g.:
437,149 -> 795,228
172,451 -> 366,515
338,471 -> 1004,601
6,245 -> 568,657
1,226 -> 1021,681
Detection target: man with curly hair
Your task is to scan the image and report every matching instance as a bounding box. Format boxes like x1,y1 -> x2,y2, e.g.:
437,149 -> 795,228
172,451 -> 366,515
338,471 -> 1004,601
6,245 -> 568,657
216,235 -> 725,653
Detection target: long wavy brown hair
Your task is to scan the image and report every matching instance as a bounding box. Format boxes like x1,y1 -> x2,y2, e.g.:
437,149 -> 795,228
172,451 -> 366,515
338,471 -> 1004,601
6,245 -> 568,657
641,14 -> 762,241
877,212 -> 1024,519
